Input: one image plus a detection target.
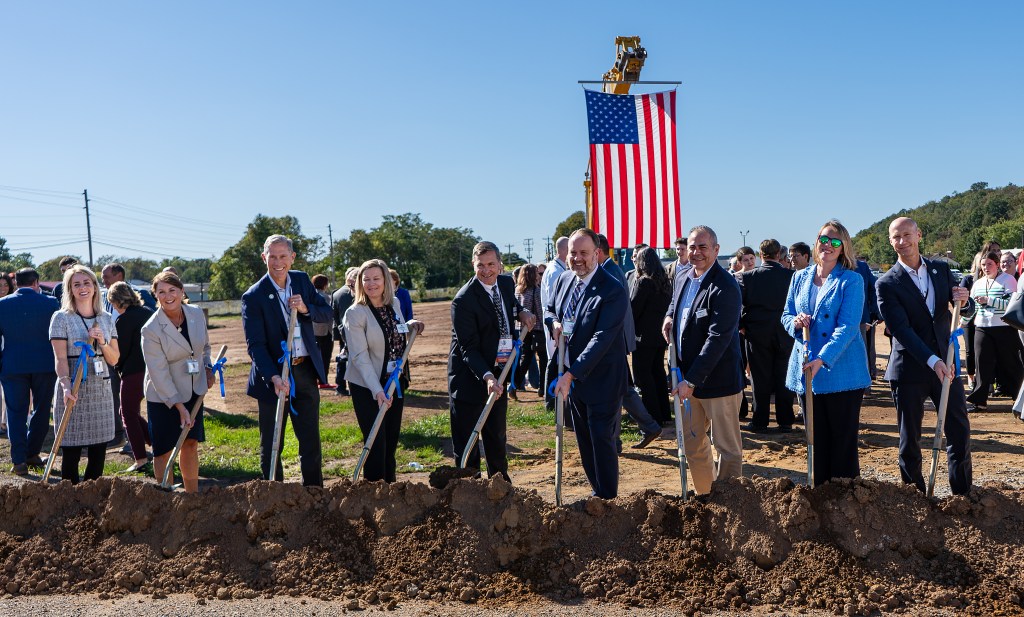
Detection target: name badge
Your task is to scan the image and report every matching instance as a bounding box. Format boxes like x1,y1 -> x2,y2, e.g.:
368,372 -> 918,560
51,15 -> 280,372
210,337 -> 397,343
186,359 -> 201,374
562,319 -> 575,336
396,322 -> 409,334
93,359 -> 106,375
696,309 -> 708,319
496,336 -> 513,364
387,360 -> 397,373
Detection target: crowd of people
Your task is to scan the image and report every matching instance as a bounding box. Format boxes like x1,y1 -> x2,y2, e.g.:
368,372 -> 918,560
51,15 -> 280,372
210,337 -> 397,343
0,218 -> 1019,499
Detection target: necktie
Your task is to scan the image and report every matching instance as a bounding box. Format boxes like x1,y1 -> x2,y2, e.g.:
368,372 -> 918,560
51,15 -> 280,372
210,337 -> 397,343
491,286 -> 509,336
565,280 -> 586,320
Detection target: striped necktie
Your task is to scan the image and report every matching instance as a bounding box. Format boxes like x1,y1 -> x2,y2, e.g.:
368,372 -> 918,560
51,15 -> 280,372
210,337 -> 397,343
491,286 -> 509,336
565,279 -> 586,320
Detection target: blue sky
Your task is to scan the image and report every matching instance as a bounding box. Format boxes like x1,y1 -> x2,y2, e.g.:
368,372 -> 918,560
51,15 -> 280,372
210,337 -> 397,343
2,1 -> 1022,266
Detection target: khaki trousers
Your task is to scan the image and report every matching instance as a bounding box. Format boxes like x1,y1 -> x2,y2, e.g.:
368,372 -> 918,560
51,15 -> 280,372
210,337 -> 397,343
684,392 -> 743,494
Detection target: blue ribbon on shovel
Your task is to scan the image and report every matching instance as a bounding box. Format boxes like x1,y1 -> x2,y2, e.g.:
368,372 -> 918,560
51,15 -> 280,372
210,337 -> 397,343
73,341 -> 95,383
278,340 -> 298,416
208,356 -> 227,398
384,357 -> 405,399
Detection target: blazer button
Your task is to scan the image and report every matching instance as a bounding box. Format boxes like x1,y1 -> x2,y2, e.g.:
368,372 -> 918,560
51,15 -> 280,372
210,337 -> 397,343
824,314 -> 829,318
822,332 -> 828,337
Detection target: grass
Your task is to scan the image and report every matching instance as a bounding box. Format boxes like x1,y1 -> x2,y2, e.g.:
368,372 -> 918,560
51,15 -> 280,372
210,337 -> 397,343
87,392 -> 569,481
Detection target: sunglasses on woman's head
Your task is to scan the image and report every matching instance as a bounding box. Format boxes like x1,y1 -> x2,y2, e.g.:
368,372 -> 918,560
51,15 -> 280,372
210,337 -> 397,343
818,236 -> 843,249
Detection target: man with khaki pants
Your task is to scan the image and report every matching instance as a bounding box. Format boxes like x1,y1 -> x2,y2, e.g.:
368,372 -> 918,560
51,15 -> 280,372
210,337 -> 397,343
663,225 -> 745,494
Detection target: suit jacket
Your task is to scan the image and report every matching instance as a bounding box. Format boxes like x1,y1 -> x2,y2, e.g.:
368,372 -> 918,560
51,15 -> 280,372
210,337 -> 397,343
855,260 -> 879,324
601,258 -> 637,353
241,271 -> 333,401
630,276 -> 671,348
671,262 -> 745,398
343,298 -> 407,397
0,288 -> 59,376
876,258 -> 975,384
332,285 -> 355,341
141,303 -> 212,405
448,276 -> 525,403
782,264 -> 871,394
738,260 -> 794,345
544,266 -> 628,404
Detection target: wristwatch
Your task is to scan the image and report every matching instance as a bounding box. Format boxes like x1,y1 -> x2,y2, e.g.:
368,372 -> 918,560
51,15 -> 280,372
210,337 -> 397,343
684,380 -> 696,389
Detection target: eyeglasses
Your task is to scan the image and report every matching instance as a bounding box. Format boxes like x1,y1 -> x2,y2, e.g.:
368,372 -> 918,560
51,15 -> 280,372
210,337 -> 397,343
818,236 -> 843,249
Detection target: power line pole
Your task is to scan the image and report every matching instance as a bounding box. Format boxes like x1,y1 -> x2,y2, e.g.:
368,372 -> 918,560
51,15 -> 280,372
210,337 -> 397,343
83,189 -> 94,268
523,238 -> 533,262
543,236 -> 552,262
327,224 -> 335,288
505,243 -> 514,258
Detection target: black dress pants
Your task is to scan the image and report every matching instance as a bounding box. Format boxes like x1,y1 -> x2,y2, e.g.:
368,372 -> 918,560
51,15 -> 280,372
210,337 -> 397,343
351,379 -> 404,483
61,442 -> 106,484
968,325 -> 1023,405
632,345 -> 671,425
257,359 -> 323,486
809,388 -> 863,484
747,333 -> 795,428
450,389 -> 509,479
891,377 -> 972,495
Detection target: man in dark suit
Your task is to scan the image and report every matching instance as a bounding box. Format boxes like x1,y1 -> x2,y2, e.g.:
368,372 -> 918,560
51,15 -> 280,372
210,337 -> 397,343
738,239 -> 796,432
242,235 -> 333,486
0,268 -> 60,475
448,241 -> 536,479
664,226 -> 745,495
331,267 -> 358,395
549,228 -> 629,498
876,216 -> 974,495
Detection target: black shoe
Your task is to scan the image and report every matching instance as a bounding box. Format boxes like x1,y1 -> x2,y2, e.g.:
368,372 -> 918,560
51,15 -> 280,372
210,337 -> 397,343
967,403 -> 987,413
742,422 -> 771,433
794,413 -> 805,424
25,455 -> 45,468
631,429 -> 662,449
10,463 -> 29,476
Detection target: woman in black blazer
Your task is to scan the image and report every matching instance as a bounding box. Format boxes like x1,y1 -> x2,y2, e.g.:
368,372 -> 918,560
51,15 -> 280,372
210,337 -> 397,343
630,247 -> 673,425
108,282 -> 154,472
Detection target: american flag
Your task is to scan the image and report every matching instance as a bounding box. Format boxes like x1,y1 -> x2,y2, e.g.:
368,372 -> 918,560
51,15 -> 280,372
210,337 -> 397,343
585,89 -> 681,249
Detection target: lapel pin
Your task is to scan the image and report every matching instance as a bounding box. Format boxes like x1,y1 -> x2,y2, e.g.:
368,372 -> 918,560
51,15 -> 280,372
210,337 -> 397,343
268,294 -> 274,299
931,269 -> 937,274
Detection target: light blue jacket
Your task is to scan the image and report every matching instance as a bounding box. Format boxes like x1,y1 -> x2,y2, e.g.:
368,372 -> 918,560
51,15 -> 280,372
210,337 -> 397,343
782,264 -> 870,394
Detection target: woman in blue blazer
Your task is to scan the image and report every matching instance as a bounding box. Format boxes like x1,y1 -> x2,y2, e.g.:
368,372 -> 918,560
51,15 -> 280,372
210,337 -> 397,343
782,219 -> 870,485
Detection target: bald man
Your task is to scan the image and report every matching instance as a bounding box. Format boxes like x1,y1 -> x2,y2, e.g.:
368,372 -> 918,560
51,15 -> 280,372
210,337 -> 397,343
875,216 -> 974,495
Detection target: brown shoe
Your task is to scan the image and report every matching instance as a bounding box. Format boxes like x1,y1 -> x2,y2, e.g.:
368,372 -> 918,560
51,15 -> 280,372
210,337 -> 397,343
11,463 -> 29,476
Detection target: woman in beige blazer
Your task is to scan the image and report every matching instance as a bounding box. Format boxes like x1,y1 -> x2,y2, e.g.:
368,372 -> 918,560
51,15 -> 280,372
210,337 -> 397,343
344,259 -> 424,482
141,271 -> 214,492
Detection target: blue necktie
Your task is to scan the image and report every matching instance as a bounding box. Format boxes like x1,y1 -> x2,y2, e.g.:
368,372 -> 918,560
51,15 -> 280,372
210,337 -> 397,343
565,280 -> 586,321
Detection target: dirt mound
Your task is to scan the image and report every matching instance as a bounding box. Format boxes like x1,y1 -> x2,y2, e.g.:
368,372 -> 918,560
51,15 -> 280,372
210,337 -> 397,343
1,476 -> 1023,615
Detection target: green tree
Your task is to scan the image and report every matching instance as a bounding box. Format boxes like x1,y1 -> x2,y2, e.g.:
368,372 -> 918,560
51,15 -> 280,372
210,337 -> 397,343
0,237 -> 34,273
95,255 -> 160,282
159,257 -> 215,283
554,211 -> 587,240
36,255 -> 82,281
209,215 -> 321,300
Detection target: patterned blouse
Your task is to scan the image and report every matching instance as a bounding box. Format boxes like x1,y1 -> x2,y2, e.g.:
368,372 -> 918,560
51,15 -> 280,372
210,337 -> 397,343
369,303 -> 407,365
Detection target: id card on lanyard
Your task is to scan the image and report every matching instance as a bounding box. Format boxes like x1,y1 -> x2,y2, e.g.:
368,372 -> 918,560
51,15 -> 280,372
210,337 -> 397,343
496,336 -> 513,364
276,283 -> 303,341
80,315 -> 107,376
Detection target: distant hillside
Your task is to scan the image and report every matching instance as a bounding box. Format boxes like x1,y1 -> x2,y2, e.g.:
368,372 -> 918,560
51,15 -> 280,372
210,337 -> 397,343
853,182 -> 1024,269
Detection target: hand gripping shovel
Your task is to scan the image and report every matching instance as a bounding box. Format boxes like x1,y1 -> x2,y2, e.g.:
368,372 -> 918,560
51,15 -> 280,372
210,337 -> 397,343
41,339 -> 92,483
553,333 -> 566,506
667,341 -> 689,500
269,308 -> 299,482
459,324 -> 529,469
927,302 -> 962,497
159,345 -> 227,489
351,330 -> 418,482
802,327 -> 815,488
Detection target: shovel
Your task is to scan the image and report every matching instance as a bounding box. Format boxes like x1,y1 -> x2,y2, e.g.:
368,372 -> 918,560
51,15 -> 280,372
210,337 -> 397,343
927,302 -> 962,496
352,330 -> 418,482
159,345 -> 227,489
802,327 -> 815,488
459,325 -> 529,469
667,341 -> 690,500
553,334 -> 566,506
268,307 -> 299,481
41,339 -> 92,483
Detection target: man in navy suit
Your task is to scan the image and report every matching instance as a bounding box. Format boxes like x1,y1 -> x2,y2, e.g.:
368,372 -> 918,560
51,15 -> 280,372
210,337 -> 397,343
448,241 -> 536,479
242,235 -> 333,486
664,226 -> 745,495
0,268 -> 60,475
549,228 -> 629,498
876,217 -> 974,495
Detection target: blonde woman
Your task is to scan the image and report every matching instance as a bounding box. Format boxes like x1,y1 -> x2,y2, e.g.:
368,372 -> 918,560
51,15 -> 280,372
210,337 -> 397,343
344,259 -> 424,482
50,265 -> 120,483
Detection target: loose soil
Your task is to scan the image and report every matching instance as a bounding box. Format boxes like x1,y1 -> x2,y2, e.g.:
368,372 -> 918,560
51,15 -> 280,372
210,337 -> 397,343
2,301 -> 1023,615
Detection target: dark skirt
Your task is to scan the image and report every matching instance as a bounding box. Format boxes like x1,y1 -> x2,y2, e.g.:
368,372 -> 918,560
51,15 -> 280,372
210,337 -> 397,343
148,392 -> 205,457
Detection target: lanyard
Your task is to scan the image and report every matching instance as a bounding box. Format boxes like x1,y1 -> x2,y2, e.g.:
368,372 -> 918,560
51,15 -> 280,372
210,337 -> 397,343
77,314 -> 99,354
